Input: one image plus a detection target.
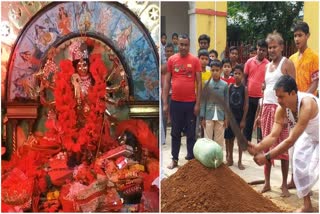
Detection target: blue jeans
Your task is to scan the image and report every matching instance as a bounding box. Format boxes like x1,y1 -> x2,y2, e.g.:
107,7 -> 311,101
170,100 -> 196,161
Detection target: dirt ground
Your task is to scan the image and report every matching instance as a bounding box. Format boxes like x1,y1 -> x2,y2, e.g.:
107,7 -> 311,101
161,160 -> 286,212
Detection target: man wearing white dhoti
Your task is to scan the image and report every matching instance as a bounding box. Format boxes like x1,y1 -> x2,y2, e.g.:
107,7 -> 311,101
248,75 -> 319,212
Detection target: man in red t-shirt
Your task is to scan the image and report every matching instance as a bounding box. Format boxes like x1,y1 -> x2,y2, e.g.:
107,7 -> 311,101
162,34 -> 202,169
243,39 -> 269,142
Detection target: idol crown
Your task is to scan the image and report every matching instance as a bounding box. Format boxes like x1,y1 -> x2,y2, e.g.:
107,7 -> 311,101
69,40 -> 88,61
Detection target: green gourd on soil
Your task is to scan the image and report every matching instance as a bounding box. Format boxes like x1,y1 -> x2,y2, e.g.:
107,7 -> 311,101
193,138 -> 223,168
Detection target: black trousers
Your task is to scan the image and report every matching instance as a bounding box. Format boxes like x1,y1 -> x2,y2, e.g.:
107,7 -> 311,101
243,97 -> 260,141
170,100 -> 196,161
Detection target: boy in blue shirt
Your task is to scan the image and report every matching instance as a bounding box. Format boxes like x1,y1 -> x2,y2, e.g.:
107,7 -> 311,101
200,59 -> 228,149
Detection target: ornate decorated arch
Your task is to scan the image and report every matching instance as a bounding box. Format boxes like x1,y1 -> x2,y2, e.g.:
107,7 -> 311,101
6,1 -> 159,102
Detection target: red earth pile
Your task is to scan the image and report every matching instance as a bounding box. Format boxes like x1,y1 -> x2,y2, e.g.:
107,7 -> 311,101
161,160 -> 284,212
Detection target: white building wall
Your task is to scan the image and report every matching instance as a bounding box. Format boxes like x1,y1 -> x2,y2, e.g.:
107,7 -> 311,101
188,2 -> 197,55
161,2 -> 190,45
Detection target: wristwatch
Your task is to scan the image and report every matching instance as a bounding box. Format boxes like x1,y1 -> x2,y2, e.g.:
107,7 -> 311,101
265,153 -> 271,162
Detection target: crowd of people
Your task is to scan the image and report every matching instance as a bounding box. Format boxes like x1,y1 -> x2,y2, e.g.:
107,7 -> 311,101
161,21 -> 318,212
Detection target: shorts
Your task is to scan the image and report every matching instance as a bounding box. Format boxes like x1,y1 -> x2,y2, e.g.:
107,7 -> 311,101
224,117 -> 241,140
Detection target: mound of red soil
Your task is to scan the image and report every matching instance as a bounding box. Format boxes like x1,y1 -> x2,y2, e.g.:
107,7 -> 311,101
161,160 -> 284,212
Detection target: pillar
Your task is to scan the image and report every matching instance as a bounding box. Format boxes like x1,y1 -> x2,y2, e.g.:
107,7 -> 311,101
188,1 -> 227,58
303,1 -> 319,54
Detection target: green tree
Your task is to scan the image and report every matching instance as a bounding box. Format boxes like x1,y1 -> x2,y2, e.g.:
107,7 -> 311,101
227,2 -> 304,43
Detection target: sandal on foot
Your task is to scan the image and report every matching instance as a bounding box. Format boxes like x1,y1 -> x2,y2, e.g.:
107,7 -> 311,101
167,160 -> 178,169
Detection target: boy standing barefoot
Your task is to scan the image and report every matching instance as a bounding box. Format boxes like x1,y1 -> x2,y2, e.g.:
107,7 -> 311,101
224,64 -> 248,169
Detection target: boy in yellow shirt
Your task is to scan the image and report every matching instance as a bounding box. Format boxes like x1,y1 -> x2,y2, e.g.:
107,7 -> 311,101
290,21 -> 318,95
196,49 -> 211,138
198,49 -> 211,87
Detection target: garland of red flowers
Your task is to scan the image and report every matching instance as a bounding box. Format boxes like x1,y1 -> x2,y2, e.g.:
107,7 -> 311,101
53,53 -> 112,153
